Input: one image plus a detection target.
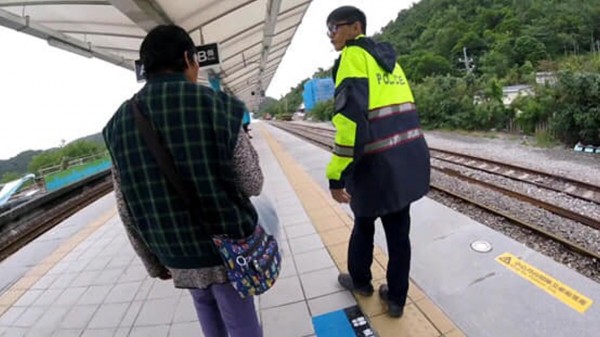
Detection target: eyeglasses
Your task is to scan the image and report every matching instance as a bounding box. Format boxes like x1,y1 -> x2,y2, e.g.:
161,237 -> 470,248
327,22 -> 354,37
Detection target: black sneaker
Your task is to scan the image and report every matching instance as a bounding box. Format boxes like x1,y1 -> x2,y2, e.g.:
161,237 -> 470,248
378,284 -> 404,318
337,273 -> 374,296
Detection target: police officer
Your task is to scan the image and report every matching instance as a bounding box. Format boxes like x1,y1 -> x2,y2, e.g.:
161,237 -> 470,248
325,6 -> 430,318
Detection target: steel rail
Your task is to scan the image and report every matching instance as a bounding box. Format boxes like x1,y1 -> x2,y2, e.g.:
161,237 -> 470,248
269,121 -> 600,261
429,183 -> 600,260
430,148 -> 600,205
432,166 -> 600,230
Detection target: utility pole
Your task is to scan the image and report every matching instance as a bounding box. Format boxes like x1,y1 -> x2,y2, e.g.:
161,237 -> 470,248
458,47 -> 475,73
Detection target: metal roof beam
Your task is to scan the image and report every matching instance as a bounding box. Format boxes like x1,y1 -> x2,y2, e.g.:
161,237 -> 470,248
225,67 -> 260,87
94,45 -> 138,52
0,0 -> 313,99
220,21 -> 264,46
228,63 -> 278,88
0,1 -> 108,7
222,37 -> 288,64
277,0 -> 311,21
221,41 -> 262,63
187,0 -> 258,32
259,0 -> 282,71
108,0 -> 171,31
224,42 -> 288,77
0,8 -> 131,70
36,20 -> 137,28
255,0 -> 312,94
60,30 -> 144,39
232,72 -> 275,94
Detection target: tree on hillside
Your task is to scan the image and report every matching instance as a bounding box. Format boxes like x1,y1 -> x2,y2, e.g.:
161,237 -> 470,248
1,171 -> 21,183
313,67 -> 332,79
256,97 -> 278,118
513,35 -> 547,65
550,72 -> 600,145
28,140 -> 105,174
61,140 -> 104,160
28,150 -> 63,174
0,150 -> 44,178
269,0 -> 600,145
400,52 -> 453,81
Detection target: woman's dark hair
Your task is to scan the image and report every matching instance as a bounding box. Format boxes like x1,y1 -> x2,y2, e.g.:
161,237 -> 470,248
326,6 -> 367,34
140,25 -> 196,75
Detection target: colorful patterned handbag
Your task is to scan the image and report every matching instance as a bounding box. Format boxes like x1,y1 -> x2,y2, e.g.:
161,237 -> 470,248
212,224 -> 281,298
131,98 -> 281,298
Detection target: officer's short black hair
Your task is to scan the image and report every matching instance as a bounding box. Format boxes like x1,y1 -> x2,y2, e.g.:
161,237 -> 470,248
140,25 -> 196,75
326,6 -> 367,34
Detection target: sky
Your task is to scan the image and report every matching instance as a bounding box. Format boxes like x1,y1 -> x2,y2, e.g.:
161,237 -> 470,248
0,0 -> 415,160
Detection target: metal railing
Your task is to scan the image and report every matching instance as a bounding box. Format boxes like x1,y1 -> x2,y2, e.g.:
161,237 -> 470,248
37,151 -> 110,177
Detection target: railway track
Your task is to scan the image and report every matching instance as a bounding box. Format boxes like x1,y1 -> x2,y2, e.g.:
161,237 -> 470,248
433,166 -> 599,230
269,121 -> 600,261
430,148 -> 600,205
271,122 -> 334,150
0,171 -> 113,262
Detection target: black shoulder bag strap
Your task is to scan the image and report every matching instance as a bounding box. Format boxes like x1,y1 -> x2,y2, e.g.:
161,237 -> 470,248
129,97 -> 213,234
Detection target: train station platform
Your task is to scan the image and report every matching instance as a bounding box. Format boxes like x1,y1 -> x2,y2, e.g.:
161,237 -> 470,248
0,123 -> 461,337
1,122 -> 598,337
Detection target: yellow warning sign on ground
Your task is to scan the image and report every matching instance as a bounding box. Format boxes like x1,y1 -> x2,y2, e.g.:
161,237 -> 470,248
496,253 -> 593,313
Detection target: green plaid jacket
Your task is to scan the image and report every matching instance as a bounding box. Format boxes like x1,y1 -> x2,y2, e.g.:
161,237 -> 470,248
103,74 -> 257,269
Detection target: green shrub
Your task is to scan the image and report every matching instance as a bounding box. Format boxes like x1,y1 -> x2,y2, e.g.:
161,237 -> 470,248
413,75 -> 476,129
279,113 -> 294,121
550,72 -> 600,145
310,99 -> 335,121
512,96 -> 544,134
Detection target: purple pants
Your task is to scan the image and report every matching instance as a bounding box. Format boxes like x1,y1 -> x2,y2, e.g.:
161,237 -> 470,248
189,283 -> 262,337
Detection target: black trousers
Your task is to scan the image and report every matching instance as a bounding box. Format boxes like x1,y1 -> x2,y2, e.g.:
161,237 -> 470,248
347,205 -> 411,306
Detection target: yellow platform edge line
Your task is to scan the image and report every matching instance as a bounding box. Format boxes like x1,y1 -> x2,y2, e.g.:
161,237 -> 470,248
259,124 -> 463,337
0,207 -> 117,316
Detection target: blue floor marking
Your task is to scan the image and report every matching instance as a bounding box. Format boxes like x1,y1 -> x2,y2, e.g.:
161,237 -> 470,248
312,309 -> 356,337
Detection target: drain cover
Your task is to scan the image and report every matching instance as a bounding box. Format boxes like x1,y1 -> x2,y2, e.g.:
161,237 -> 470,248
470,240 -> 493,253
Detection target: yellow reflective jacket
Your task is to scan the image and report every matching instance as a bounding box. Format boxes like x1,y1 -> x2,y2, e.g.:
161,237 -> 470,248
326,35 -> 430,216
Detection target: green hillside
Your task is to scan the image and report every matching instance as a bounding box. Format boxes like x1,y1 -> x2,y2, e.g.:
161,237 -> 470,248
0,150 -> 43,181
377,0 -> 600,82
267,0 -> 600,146
0,132 -> 106,182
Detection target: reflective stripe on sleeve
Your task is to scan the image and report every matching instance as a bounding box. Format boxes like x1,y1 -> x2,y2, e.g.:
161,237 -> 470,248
333,144 -> 354,157
365,128 -> 423,154
368,102 -> 416,121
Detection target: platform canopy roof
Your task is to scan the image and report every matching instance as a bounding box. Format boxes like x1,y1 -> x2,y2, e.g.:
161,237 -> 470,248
0,0 -> 312,109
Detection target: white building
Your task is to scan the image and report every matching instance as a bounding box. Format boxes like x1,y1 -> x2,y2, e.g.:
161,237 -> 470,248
502,85 -> 534,106
535,72 -> 558,86
473,84 -> 535,107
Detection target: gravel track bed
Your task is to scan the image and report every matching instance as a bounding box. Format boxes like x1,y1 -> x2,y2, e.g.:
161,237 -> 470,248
430,171 -> 600,283
431,158 -> 600,221
291,122 -> 600,281
296,125 -> 600,186
425,131 -> 600,186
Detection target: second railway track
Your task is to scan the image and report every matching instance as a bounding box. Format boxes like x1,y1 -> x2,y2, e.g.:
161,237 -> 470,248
269,121 -> 600,263
0,171 -> 114,262
430,148 -> 600,205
